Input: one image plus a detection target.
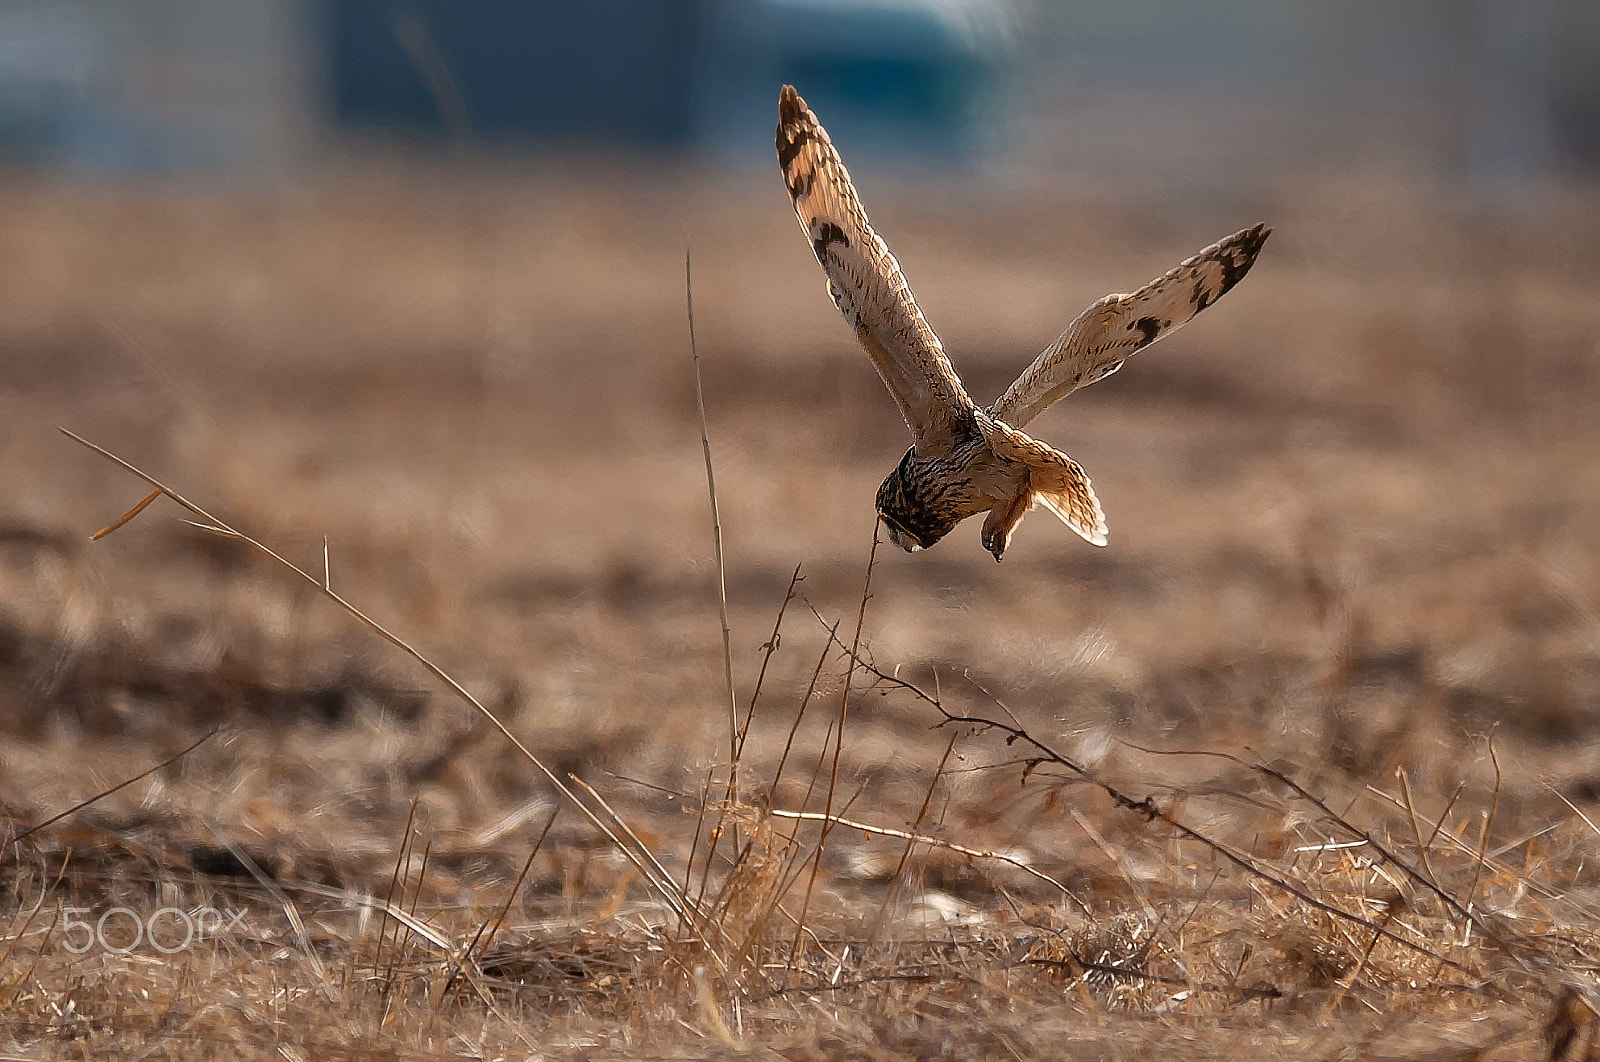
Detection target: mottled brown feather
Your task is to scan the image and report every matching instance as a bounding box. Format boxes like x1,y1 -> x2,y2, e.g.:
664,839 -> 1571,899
989,224 -> 1271,429
977,414 -> 1107,546
777,85 -> 975,450
776,84 -> 1267,558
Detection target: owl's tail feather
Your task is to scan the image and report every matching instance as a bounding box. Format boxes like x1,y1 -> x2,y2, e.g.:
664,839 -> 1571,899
977,413 -> 1108,549
1032,483 -> 1108,547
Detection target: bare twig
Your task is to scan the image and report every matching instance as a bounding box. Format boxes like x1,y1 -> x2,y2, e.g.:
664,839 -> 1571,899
1395,766 -> 1439,887
869,730 -> 959,944
403,838 -> 434,972
1463,734 -> 1503,920
570,775 -> 712,947
763,621 -> 839,812
0,857 -> 70,991
442,805 -> 559,997
7,727 -> 220,853
685,247 -> 738,764
738,564 -> 804,758
61,428 -> 698,931
790,528 -> 879,961
930,708 -> 1473,975
1124,740 -> 1497,941
768,808 -> 1088,911
375,798 -> 419,985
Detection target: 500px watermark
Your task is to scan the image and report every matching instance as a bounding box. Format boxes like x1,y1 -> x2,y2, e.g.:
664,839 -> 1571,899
61,906 -> 246,954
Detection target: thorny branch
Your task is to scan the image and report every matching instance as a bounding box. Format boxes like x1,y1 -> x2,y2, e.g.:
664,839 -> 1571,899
1121,742 -> 1503,944
811,627 -> 1493,986
937,709 -> 1476,977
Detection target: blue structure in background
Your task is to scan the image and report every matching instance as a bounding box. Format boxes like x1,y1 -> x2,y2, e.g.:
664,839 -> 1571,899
321,0 -> 706,149
0,0 -> 1594,185
317,0 -> 1009,159
703,0 -> 1010,162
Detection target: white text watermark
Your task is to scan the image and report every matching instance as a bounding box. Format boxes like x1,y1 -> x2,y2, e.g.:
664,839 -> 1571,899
61,906 -> 246,954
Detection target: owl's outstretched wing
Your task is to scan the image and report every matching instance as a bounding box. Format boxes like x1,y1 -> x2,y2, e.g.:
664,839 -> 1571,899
989,224 -> 1271,430
777,85 -> 975,449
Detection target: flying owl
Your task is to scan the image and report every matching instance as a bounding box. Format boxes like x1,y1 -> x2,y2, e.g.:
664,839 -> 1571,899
776,85 -> 1271,560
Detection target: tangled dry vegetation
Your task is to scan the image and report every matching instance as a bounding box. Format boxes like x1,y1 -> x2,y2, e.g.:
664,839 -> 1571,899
1,167 -> 1600,1059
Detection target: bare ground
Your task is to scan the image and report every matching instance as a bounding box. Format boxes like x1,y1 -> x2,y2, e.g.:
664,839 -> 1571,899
2,166 -> 1600,1059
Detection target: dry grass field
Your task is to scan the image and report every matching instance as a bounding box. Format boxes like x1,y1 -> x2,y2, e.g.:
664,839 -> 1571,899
2,164 -> 1600,1059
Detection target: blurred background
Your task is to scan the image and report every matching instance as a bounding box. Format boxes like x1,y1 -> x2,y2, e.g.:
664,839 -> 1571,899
4,6 -> 1600,1053
0,0 -> 1596,189
2,0 -> 1599,945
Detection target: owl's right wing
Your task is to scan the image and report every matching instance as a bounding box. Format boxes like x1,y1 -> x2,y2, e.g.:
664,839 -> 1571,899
989,224 -> 1271,429
777,85 -> 975,449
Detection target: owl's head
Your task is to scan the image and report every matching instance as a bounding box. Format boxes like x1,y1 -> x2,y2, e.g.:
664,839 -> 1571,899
876,448 -> 961,553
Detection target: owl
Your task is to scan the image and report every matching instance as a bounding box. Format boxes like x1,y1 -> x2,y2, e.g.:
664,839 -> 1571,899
777,85 -> 1270,560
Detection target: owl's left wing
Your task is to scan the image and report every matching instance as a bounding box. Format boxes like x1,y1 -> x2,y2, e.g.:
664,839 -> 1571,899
990,224 -> 1270,430
777,85 -> 975,450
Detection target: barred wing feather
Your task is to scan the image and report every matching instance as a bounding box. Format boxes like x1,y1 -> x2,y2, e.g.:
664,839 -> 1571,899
990,224 -> 1271,429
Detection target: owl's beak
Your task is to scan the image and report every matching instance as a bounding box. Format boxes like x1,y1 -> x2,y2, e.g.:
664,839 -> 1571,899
880,517 -> 922,553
